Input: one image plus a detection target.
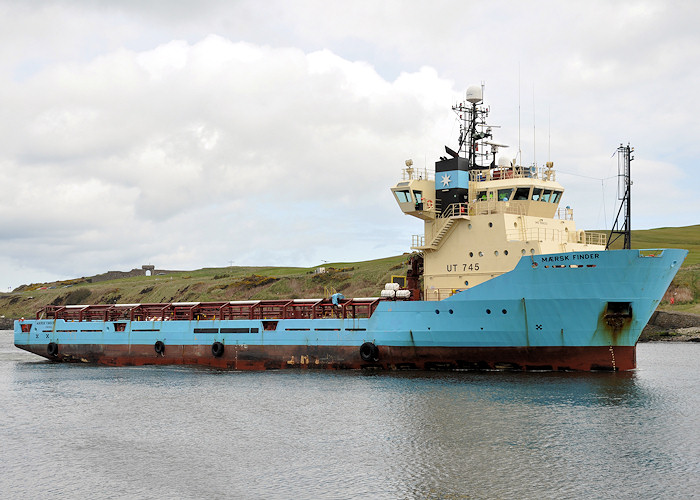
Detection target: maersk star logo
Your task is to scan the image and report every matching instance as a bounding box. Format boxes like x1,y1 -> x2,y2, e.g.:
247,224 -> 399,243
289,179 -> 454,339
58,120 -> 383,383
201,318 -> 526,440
440,173 -> 451,187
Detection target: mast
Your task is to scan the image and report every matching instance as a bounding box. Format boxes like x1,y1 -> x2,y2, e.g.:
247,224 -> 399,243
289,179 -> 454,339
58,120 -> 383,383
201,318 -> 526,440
452,85 -> 493,169
606,143 -> 633,249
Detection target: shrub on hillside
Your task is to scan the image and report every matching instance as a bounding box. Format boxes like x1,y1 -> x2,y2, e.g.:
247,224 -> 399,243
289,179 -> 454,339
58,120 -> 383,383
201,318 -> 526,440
65,288 -> 91,305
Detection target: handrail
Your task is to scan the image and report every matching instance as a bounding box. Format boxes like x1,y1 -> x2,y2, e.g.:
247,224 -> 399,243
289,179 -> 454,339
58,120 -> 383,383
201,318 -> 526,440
436,201 -> 523,219
411,234 -> 425,249
504,227 -> 606,245
400,166 -> 433,181
468,164 -> 556,182
37,298 -> 387,322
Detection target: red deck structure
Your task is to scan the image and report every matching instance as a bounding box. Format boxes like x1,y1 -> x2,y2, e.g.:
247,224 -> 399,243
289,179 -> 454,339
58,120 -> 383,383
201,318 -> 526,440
37,298 -> 384,322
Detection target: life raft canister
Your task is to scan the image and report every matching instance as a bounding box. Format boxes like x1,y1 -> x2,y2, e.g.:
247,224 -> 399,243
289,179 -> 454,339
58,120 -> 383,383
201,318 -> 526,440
359,342 -> 379,362
211,342 -> 225,357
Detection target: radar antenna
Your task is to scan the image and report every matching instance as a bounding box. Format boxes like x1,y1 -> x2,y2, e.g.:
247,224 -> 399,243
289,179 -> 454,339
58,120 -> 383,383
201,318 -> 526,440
606,143 -> 633,249
452,84 -> 498,170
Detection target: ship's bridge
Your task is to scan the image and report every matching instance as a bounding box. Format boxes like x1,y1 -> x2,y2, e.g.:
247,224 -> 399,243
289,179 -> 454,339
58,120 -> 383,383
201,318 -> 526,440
469,161 -> 565,219
391,161 -> 436,221
392,160 -> 567,220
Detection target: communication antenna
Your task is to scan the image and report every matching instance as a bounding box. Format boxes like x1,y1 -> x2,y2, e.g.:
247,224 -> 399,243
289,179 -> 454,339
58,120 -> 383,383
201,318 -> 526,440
532,85 -> 536,167
606,143 -> 634,249
518,65 -> 522,165
548,107 -> 551,162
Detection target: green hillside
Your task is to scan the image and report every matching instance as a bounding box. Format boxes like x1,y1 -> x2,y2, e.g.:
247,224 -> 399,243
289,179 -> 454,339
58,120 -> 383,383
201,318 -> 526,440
0,255 -> 412,319
605,224 -> 700,266
1,225 -> 698,319
605,225 -> 699,314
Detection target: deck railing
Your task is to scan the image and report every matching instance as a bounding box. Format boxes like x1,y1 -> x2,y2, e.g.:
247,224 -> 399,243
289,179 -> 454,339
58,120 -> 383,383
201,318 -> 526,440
400,166 -> 433,181
504,227 -> 606,245
38,298 -> 385,322
468,164 -> 555,182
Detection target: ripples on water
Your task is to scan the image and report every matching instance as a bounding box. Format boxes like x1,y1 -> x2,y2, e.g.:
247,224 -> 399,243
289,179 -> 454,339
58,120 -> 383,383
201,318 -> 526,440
1,332 -> 698,499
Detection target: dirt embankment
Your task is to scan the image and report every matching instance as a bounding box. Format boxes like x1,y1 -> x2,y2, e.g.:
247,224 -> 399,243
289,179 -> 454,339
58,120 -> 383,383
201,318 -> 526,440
640,311 -> 700,342
0,317 -> 13,330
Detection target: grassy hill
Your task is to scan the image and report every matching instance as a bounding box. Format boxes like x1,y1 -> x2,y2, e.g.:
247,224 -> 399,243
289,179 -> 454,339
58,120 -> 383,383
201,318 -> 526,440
605,224 -> 699,314
0,255 -> 412,320
1,225 -> 698,319
605,224 -> 700,266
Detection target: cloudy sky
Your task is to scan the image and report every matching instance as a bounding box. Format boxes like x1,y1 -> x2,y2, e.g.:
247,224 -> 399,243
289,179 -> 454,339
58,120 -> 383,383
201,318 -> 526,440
1,0 -> 698,291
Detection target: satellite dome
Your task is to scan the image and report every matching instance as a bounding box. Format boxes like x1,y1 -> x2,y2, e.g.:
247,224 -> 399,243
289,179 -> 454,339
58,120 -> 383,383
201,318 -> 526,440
466,85 -> 483,104
497,156 -> 511,167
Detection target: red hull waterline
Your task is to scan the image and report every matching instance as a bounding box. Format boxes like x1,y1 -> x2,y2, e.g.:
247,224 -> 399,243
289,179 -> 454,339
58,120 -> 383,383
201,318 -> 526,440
17,344 -> 635,371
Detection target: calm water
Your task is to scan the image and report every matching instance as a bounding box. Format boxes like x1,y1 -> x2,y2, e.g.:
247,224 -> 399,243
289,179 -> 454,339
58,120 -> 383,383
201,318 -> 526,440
1,332 -> 698,500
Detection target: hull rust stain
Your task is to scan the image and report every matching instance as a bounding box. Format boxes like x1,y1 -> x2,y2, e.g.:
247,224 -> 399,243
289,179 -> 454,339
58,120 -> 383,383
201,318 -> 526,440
16,343 -> 634,371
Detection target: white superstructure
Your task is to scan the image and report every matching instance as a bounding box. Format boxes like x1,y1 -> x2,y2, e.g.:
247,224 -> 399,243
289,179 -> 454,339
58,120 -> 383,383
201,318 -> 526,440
391,87 -> 606,300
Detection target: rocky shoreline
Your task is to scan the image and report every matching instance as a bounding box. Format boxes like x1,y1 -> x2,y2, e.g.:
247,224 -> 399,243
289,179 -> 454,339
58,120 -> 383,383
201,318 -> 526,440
4,311 -> 699,341
640,310 -> 700,342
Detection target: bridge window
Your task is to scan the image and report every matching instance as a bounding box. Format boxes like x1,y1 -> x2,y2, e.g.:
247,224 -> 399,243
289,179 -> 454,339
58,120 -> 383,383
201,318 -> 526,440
532,188 -> 543,201
475,190 -> 487,201
498,188 -> 513,201
542,190 -> 553,202
395,190 -> 411,203
514,187 -> 530,200
552,191 -> 562,203
413,190 -> 423,203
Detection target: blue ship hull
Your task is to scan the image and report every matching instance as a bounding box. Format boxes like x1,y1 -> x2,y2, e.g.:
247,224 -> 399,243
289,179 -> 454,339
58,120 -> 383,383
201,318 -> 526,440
14,249 -> 687,371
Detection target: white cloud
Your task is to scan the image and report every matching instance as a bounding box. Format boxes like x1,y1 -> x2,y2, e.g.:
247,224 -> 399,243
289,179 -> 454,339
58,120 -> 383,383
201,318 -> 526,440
0,0 -> 698,292
0,34 -> 451,289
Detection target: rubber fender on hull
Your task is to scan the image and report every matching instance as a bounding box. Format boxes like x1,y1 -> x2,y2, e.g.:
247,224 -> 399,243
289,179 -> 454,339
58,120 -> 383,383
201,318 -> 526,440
47,342 -> 58,357
211,342 -> 225,357
359,342 -> 379,362
154,341 -> 165,355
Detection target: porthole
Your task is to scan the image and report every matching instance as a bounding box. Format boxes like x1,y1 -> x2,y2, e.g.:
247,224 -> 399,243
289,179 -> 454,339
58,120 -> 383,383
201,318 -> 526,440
449,309 -> 454,314
469,252 -> 474,258
435,309 -> 440,314
494,251 -> 499,256
488,222 -> 493,228
530,248 -> 535,254
514,222 -> 518,228
468,224 -> 472,229
479,251 -> 484,257
504,250 -> 509,256
502,309 -> 507,314
464,281 -> 469,286
486,309 -> 491,314
521,249 -> 526,255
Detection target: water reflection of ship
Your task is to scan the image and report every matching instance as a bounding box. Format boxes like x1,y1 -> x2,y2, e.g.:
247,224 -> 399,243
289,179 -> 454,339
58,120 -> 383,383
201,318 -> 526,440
370,370 -> 651,497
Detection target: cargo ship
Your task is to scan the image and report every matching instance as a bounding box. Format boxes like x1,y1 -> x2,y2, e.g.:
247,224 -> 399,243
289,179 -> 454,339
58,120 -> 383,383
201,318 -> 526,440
15,86 -> 687,371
